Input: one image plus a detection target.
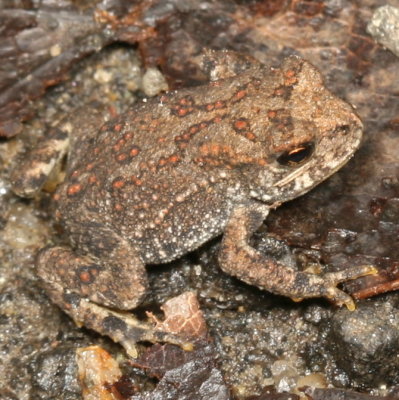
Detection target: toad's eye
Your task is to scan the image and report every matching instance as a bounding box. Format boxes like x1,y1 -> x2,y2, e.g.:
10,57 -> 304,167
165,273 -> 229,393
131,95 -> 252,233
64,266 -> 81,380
333,124 -> 350,135
277,142 -> 314,166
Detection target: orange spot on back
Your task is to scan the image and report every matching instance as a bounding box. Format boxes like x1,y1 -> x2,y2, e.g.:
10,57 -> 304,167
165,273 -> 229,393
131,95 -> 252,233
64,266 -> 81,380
88,175 -> 98,185
285,69 -> 296,78
124,132 -> 133,140
131,176 -> 142,185
116,153 -> 128,162
274,88 -> 285,96
112,179 -> 125,189
234,119 -> 248,130
67,183 -> 83,196
130,146 -> 140,157
233,89 -> 247,101
79,271 -> 91,283
179,97 -> 191,106
284,77 -> 297,86
178,108 -> 189,117
267,110 -> 277,119
245,132 -> 256,141
169,154 -> 180,163
190,125 -> 199,134
158,158 -> 167,167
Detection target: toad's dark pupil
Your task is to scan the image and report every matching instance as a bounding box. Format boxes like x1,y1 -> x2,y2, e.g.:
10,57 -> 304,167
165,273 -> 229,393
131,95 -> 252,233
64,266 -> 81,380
277,142 -> 314,165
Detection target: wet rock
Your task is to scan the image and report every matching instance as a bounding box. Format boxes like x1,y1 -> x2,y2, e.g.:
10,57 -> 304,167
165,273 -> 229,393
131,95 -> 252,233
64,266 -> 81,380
32,344 -> 82,400
329,299 -> 399,387
367,5 -> 399,57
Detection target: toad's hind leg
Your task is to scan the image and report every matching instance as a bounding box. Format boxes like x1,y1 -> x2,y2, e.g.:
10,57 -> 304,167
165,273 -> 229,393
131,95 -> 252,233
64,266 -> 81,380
37,238 -> 188,356
10,127 -> 69,198
218,204 -> 376,310
10,102 -> 110,199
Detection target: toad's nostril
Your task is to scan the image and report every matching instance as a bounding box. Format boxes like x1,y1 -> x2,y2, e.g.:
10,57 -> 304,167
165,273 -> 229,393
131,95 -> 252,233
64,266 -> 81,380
333,124 -> 351,135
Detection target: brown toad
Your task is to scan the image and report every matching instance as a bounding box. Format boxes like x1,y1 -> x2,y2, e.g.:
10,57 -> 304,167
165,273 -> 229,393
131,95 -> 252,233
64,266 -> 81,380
11,51 -> 374,354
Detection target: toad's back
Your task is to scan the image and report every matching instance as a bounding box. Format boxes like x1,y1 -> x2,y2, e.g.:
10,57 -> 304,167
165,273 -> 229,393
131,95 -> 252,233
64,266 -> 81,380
53,64 -> 268,262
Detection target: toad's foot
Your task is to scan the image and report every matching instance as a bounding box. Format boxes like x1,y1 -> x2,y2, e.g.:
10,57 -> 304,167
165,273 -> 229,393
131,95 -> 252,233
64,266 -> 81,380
64,294 -> 193,358
36,237 -> 193,357
219,204 -> 377,309
290,264 -> 377,310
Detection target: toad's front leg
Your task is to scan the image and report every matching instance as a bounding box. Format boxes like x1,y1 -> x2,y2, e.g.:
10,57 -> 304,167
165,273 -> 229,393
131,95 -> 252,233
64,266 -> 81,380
218,203 -> 375,310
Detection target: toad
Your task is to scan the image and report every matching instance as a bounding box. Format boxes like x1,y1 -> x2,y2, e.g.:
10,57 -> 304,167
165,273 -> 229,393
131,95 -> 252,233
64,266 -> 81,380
11,51 -> 375,354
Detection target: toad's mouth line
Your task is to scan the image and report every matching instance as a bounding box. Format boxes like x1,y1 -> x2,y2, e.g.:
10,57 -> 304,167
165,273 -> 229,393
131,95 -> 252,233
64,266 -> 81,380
274,162 -> 312,188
